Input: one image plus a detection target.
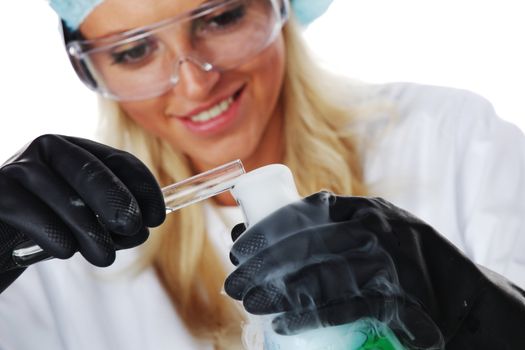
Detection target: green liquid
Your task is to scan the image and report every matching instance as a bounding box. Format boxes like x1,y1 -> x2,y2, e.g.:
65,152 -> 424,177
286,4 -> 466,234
264,318 -> 406,350
360,337 -> 399,350
358,322 -> 404,350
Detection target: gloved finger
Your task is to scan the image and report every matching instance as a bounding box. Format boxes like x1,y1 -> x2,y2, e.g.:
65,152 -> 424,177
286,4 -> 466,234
0,268 -> 26,293
231,222 -> 246,242
230,192 -> 334,262
227,223 -> 355,299
271,294 -> 401,335
21,135 -> 142,236
2,161 -> 117,267
0,175 -> 77,259
229,223 -> 247,266
0,221 -> 27,272
66,136 -> 165,227
242,255 -> 395,315
324,195 -> 388,222
272,295 -> 443,348
229,252 -> 240,266
328,195 -> 425,227
226,221 -> 383,299
112,226 -> 149,250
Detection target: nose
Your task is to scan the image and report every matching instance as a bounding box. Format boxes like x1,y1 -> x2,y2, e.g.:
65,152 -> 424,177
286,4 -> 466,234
172,57 -> 220,100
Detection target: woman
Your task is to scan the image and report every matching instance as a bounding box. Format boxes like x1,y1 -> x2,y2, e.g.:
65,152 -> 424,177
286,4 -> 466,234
0,0 -> 524,349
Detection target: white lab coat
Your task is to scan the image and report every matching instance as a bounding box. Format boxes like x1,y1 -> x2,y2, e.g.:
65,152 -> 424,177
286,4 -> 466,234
1,82 -> 524,349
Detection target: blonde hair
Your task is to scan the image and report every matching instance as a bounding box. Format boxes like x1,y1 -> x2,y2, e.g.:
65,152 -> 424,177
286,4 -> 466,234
96,18 -> 366,349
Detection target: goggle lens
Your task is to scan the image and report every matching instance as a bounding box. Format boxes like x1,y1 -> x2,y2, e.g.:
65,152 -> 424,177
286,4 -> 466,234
68,0 -> 288,100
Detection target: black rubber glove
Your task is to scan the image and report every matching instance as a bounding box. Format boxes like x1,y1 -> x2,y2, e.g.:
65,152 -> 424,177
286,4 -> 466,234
225,192 -> 525,349
0,135 -> 165,292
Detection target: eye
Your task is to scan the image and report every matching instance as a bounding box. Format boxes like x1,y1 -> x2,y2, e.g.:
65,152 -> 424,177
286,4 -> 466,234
194,4 -> 246,34
111,38 -> 158,65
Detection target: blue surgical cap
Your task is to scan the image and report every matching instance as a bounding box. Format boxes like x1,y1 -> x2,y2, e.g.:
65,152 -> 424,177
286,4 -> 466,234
49,0 -> 334,30
291,0 -> 334,26
48,0 -> 104,30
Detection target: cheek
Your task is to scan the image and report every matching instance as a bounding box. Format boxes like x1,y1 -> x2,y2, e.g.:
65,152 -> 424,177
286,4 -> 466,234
243,36 -> 286,129
119,99 -> 167,136
254,38 -> 285,103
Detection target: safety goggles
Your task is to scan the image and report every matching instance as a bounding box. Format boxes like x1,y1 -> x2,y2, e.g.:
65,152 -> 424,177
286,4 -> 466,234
66,0 -> 289,101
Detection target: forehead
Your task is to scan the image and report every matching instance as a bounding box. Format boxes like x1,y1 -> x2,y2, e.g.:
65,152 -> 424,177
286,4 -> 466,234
80,0 -> 205,39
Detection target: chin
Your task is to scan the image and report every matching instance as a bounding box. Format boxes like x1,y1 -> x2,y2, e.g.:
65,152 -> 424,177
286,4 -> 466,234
194,137 -> 257,168
184,147 -> 250,172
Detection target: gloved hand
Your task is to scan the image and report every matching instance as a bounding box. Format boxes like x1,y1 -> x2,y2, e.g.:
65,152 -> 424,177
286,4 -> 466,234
0,135 -> 165,292
225,192 -> 525,349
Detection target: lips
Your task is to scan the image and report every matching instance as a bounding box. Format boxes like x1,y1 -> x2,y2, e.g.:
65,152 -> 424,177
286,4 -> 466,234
189,96 -> 234,123
175,86 -> 245,135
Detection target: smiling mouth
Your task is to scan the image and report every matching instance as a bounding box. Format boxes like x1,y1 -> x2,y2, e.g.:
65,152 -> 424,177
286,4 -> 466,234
187,87 -> 244,123
190,96 -> 234,123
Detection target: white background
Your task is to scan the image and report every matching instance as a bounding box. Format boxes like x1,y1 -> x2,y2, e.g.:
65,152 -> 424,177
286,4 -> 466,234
1,0 -> 524,161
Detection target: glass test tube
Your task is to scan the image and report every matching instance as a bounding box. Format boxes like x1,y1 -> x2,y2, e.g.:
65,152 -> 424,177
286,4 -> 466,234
12,159 -> 245,267
163,159 -> 245,212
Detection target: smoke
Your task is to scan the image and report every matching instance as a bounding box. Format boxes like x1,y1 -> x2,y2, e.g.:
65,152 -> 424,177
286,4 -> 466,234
229,193 -> 445,350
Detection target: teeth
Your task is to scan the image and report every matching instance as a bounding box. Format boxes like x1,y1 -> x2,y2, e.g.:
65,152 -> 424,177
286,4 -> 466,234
190,96 -> 234,122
